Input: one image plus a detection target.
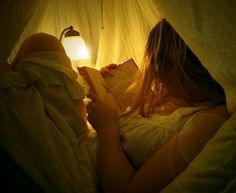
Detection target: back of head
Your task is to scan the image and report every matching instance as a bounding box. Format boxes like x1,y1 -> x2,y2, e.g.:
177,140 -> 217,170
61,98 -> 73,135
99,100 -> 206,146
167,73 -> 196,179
11,33 -> 66,70
135,19 -> 225,116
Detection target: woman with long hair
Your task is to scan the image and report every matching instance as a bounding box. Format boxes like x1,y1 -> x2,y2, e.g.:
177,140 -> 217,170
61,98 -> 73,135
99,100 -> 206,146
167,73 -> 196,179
87,19 -> 229,193
125,18 -> 225,117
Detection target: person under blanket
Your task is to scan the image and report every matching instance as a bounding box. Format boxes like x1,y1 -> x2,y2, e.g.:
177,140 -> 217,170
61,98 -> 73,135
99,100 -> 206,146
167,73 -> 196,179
87,18 -> 230,193
9,32 -> 89,138
0,33 -> 92,193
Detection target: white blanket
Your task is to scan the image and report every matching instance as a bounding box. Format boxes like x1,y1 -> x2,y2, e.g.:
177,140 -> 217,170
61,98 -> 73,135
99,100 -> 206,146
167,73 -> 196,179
0,52 -> 93,193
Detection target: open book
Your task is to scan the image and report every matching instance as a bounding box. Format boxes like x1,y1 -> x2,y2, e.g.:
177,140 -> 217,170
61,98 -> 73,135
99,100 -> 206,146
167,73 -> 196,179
78,59 -> 141,113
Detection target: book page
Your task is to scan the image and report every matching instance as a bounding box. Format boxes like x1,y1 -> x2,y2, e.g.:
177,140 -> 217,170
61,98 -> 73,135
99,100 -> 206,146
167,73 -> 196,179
78,66 -> 120,112
78,59 -> 141,113
104,59 -> 141,112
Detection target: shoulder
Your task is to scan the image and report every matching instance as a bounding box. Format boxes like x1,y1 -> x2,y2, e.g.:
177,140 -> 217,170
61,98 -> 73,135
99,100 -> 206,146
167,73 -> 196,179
192,104 -> 230,123
182,105 -> 230,138
177,105 -> 230,163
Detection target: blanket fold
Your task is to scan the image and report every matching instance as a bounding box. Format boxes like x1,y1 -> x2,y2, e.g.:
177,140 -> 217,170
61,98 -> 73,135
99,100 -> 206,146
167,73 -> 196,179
0,52 -> 90,193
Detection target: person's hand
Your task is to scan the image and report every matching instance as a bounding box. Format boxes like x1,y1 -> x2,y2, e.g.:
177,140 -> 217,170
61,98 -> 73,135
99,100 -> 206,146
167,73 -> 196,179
100,63 -> 118,77
86,94 -> 119,133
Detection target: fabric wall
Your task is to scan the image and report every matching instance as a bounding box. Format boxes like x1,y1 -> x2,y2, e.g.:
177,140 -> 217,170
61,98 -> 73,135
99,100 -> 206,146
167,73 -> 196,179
0,0 -> 40,66
4,0 -> 161,69
153,0 -> 236,113
7,0 -> 101,67
95,0 -> 161,68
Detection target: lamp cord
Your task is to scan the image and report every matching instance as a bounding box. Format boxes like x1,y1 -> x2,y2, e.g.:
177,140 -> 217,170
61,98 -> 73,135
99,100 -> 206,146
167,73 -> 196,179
101,0 -> 104,29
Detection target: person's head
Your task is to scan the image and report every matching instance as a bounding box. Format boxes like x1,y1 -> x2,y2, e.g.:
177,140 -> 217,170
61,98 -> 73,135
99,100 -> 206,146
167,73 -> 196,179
11,33 -> 66,70
134,18 -> 225,116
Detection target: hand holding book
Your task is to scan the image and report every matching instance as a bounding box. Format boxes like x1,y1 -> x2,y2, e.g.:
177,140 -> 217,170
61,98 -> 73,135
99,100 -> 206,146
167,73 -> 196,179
100,63 -> 118,77
78,59 -> 141,113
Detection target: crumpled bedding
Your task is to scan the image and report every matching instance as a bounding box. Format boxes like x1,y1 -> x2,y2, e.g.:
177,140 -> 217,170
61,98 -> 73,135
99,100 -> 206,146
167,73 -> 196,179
0,52 -> 95,193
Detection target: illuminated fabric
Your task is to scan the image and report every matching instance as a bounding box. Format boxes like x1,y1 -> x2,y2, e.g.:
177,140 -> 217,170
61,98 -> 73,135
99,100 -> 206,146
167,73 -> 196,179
4,0 -> 161,69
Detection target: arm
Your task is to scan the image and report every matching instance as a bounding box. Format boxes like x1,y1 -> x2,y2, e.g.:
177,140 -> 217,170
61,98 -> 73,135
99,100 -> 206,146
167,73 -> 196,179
87,98 -> 230,193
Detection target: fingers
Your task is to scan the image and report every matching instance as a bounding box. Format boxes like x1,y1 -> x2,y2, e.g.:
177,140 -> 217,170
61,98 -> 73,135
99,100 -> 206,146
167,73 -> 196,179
86,95 -> 104,121
100,67 -> 113,77
86,93 -> 102,103
83,96 -> 93,105
107,63 -> 118,69
100,63 -> 118,77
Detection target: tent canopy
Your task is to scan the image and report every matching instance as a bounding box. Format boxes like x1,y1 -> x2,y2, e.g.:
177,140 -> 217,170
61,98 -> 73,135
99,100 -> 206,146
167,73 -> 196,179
0,0 -> 160,69
1,0 -> 236,113
0,1 -> 236,193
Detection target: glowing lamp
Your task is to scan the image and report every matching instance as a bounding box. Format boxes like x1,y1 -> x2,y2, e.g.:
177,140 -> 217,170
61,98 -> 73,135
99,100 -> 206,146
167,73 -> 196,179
59,26 -> 90,61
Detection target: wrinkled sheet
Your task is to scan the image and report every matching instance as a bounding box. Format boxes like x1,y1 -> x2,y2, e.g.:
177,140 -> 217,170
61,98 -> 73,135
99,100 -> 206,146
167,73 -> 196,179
0,52 -> 97,193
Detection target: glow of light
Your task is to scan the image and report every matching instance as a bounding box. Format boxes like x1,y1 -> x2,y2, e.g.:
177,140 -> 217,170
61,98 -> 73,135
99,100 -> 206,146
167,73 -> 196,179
62,36 -> 90,61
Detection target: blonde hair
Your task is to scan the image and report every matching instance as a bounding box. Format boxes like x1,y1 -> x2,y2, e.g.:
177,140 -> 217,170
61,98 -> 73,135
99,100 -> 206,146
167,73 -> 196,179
130,19 -> 225,117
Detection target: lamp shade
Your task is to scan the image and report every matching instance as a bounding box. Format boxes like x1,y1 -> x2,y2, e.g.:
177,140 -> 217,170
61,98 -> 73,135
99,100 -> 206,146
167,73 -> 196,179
62,36 -> 90,60
60,26 -> 90,61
